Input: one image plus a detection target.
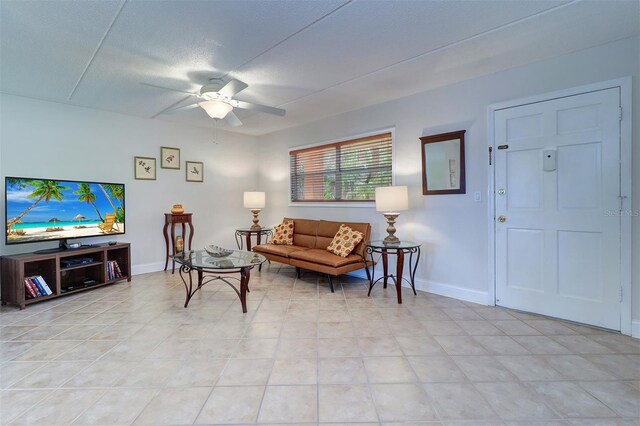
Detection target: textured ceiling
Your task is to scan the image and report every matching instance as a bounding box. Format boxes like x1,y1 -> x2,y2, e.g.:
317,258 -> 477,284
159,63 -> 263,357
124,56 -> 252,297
1,0 -> 638,136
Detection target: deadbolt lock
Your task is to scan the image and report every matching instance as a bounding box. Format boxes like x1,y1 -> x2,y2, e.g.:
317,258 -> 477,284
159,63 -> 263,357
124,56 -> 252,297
498,188 -> 505,195
498,216 -> 506,223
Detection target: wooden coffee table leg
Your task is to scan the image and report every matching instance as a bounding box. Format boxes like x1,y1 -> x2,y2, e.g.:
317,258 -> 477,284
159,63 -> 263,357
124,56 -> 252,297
382,249 -> 389,288
245,233 -> 252,251
396,249 -> 404,304
240,268 -> 249,313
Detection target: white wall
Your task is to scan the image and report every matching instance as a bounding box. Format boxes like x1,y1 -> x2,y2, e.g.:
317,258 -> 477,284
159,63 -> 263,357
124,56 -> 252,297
0,95 -> 258,274
257,37 -> 640,323
1,36 -> 637,334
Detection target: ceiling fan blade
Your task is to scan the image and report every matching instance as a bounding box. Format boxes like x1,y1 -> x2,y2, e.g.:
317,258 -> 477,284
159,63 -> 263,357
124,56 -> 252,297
234,100 -> 286,116
165,102 -> 200,113
218,79 -> 248,98
141,82 -> 197,96
224,111 -> 243,127
151,95 -> 203,118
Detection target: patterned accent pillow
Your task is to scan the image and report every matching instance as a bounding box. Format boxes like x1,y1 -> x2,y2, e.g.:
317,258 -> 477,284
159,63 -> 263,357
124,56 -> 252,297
326,224 -> 364,257
270,220 -> 294,245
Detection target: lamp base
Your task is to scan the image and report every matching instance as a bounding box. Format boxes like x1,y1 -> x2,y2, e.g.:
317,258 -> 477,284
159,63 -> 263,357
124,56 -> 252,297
250,209 -> 262,230
383,236 -> 400,245
383,213 -> 401,245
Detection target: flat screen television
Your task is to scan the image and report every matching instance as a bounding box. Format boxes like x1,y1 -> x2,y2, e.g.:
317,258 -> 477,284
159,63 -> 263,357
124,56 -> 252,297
5,177 -> 125,247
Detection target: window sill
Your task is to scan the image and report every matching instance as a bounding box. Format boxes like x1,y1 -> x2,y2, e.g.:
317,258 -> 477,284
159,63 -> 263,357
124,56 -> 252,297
288,202 -> 375,208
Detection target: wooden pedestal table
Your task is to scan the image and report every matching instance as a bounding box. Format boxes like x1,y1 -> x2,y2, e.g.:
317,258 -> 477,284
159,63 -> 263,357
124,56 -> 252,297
365,240 -> 421,304
235,227 -> 272,271
234,227 -> 273,251
172,250 -> 266,313
163,213 -> 194,274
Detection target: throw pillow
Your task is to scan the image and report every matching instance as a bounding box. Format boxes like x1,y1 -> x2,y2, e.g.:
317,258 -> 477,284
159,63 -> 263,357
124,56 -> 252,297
326,224 -> 364,257
270,220 -> 294,245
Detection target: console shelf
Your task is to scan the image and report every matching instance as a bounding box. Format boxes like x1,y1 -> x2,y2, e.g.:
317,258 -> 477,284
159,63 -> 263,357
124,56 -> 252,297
1,243 -> 131,309
60,261 -> 103,272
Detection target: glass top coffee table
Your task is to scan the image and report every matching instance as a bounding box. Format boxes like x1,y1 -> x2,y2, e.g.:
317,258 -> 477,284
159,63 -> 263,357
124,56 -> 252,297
172,249 -> 266,313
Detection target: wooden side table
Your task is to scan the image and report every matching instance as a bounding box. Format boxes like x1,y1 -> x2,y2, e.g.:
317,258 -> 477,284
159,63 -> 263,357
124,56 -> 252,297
365,240 -> 421,304
163,213 -> 194,274
235,227 -> 272,272
234,227 -> 273,251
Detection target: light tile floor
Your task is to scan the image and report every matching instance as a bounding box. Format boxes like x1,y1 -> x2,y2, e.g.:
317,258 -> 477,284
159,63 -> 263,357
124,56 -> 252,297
1,265 -> 639,425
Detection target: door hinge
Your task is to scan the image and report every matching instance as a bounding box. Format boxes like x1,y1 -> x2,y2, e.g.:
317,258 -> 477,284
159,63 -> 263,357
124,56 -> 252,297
489,147 -> 493,165
619,286 -> 623,302
619,195 -> 627,212
619,107 -> 623,122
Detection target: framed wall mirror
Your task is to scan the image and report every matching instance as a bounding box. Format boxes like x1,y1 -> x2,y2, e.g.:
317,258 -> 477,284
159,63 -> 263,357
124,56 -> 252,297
420,130 -> 466,195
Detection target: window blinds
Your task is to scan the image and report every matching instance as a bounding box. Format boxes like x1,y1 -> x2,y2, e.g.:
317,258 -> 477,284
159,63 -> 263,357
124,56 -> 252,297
289,132 -> 393,202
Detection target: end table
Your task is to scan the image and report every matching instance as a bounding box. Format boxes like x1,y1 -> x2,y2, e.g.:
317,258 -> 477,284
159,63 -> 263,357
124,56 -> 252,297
234,227 -> 273,251
365,240 -> 421,304
163,213 -> 194,274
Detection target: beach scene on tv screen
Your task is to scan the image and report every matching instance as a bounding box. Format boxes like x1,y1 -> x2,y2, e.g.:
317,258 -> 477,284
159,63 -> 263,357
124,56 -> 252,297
6,178 -> 125,244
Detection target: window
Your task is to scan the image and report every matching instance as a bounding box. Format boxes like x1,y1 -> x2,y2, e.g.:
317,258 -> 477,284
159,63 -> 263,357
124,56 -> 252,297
289,132 -> 392,202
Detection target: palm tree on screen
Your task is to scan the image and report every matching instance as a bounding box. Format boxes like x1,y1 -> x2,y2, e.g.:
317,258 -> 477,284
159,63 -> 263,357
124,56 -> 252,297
97,184 -> 118,212
74,183 -> 104,222
104,184 -> 124,209
7,180 -> 69,228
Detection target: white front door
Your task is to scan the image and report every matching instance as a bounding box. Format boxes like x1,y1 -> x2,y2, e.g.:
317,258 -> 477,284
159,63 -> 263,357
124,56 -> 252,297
494,88 -> 621,330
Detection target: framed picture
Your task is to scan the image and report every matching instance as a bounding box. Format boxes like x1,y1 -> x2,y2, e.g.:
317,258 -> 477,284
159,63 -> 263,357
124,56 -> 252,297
134,156 -> 156,180
161,147 -> 180,169
186,161 -> 204,182
420,130 -> 466,195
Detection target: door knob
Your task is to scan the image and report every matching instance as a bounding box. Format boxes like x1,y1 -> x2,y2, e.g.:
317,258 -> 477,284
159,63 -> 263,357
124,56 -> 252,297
498,188 -> 505,195
498,216 -> 506,223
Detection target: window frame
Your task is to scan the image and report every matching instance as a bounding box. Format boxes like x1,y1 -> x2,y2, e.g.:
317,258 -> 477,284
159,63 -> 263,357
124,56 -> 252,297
288,128 -> 396,207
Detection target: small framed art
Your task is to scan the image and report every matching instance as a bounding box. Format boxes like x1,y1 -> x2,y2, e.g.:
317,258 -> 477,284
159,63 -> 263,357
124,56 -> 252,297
161,147 -> 180,169
134,156 -> 156,180
186,161 -> 204,182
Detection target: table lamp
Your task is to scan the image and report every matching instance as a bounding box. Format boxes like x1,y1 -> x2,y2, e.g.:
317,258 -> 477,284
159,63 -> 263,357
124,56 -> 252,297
375,186 -> 408,245
243,191 -> 265,230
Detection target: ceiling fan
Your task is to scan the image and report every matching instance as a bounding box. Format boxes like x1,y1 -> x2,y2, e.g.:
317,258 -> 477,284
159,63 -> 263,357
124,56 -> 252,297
144,78 -> 285,127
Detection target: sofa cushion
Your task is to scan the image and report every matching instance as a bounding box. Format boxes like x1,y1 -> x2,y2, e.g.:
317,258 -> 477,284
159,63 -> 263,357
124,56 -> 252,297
317,220 -> 371,257
326,224 -> 365,257
253,244 -> 306,258
285,218 -> 317,248
287,218 -> 318,236
270,220 -> 294,245
289,248 -> 362,268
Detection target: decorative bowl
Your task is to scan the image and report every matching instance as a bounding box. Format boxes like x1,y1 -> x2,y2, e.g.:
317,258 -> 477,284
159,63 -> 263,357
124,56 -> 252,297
204,245 -> 233,257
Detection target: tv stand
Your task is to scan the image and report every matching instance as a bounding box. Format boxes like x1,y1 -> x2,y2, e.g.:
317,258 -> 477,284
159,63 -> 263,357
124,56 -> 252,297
33,247 -> 67,254
33,239 -> 82,254
1,243 -> 131,309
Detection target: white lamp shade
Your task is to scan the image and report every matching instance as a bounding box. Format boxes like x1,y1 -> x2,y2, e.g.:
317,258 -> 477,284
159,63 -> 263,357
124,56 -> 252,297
198,100 -> 233,119
375,186 -> 408,213
244,191 -> 266,209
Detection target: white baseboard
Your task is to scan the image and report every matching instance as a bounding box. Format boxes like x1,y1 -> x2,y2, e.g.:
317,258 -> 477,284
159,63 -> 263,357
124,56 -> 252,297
131,261 -> 165,276
632,320 -> 640,339
415,278 -> 490,305
345,270 -> 489,306
346,270 -> 368,280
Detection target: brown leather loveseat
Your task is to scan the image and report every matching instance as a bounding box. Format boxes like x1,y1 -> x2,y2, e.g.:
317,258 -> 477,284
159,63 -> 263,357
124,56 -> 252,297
253,218 -> 372,292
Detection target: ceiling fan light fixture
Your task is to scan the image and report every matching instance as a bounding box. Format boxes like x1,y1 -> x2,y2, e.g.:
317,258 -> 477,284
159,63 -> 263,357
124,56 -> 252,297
198,99 -> 233,119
